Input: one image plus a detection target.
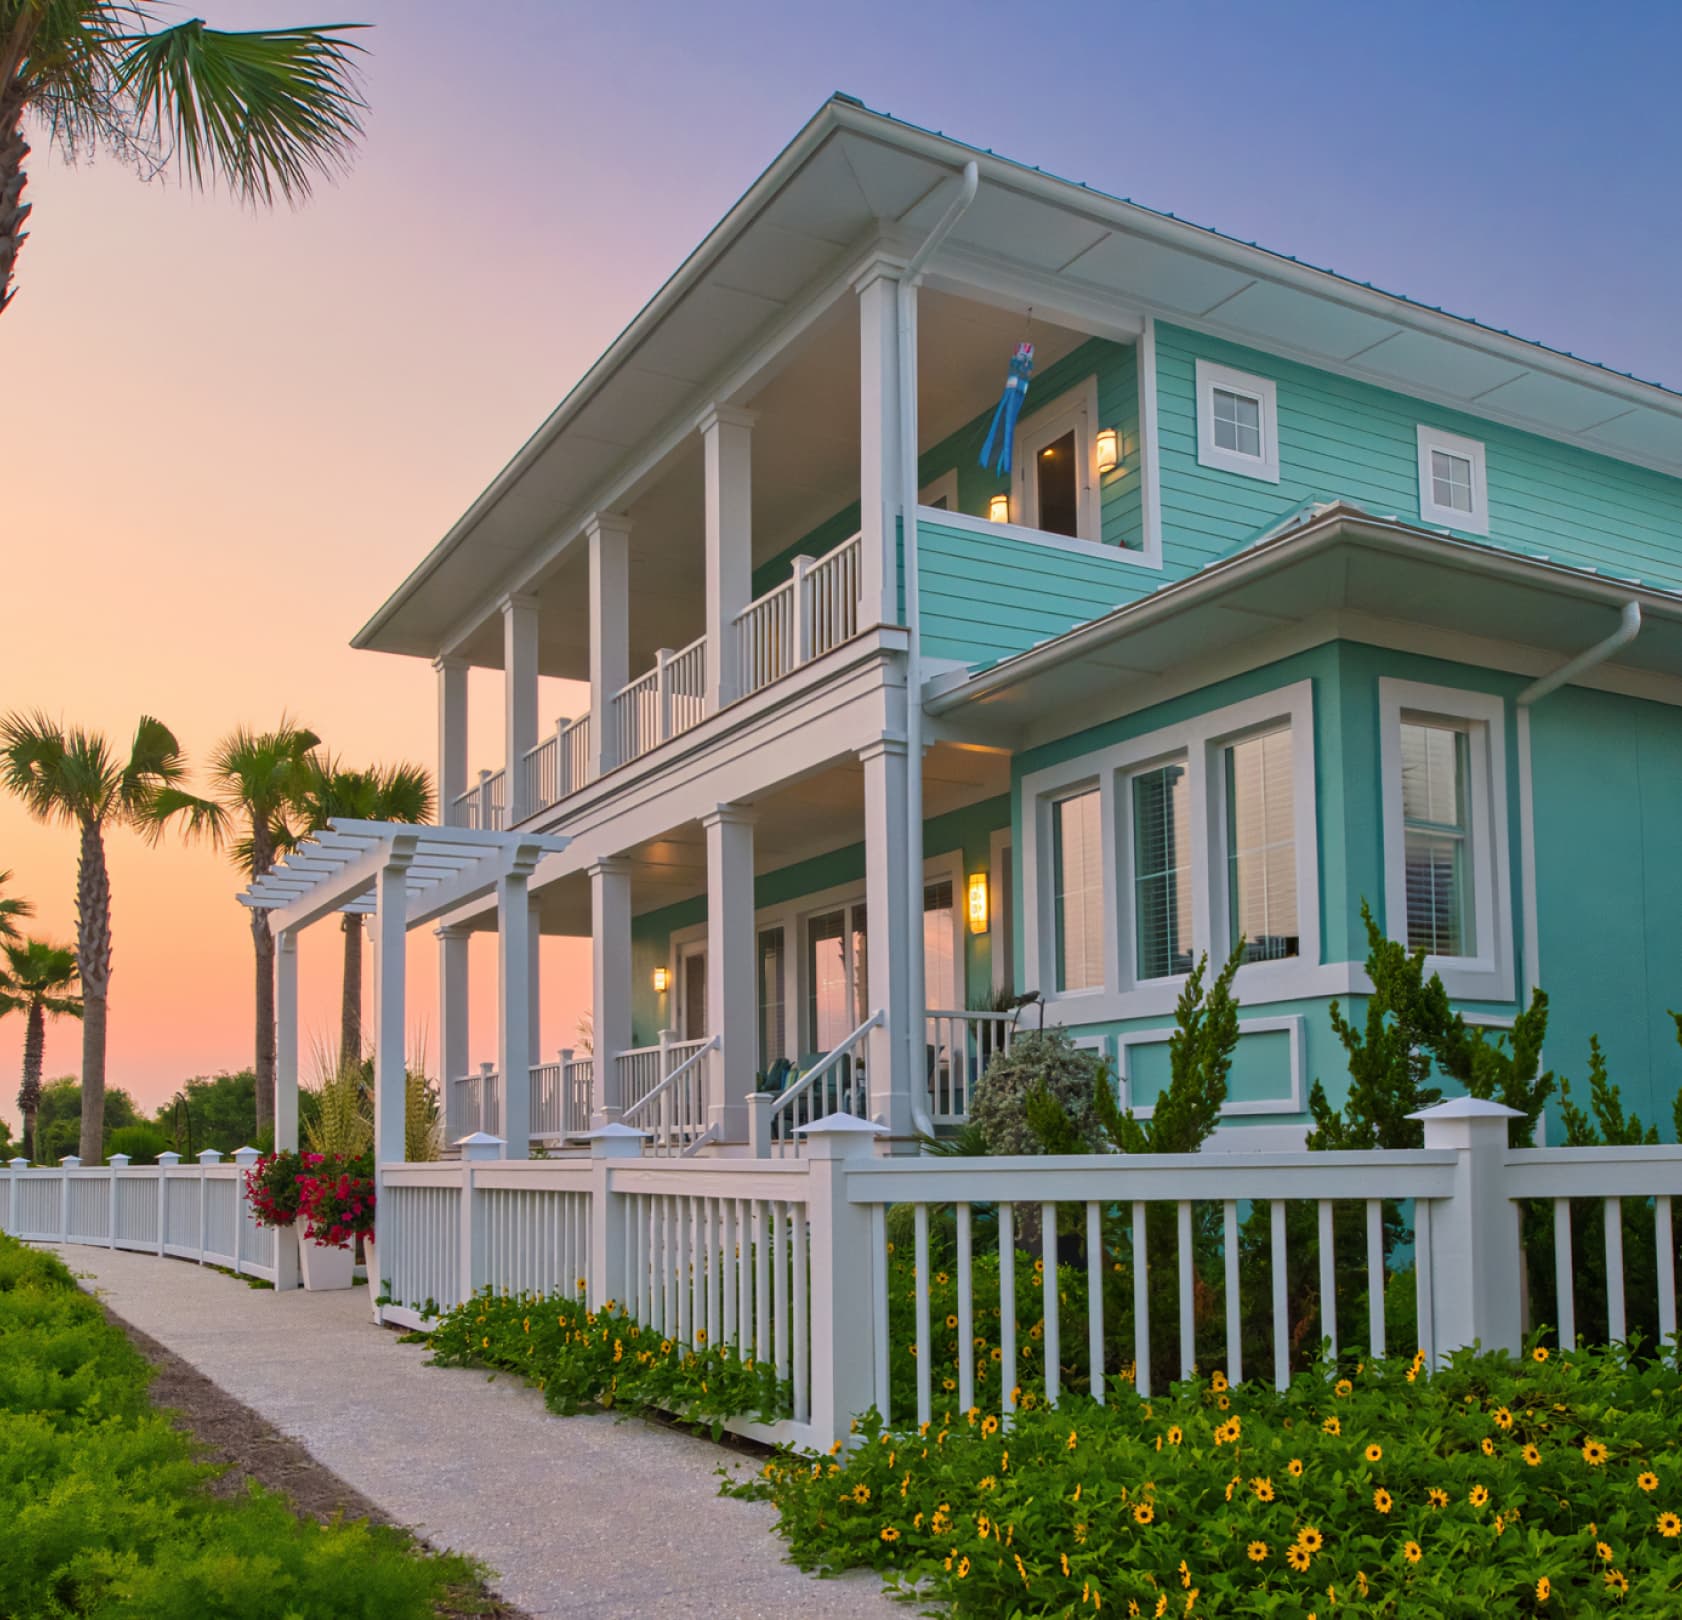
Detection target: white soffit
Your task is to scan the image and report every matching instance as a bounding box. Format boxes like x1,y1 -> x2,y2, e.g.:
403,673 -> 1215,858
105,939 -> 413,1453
1470,369 -> 1633,434
1349,329 -> 1529,399
1585,408 -> 1682,462
1055,229 -> 1255,317
1207,280 -> 1401,359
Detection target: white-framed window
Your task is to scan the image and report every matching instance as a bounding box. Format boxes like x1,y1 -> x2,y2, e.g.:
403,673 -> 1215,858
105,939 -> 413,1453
1379,679 -> 1512,1000
1415,425 -> 1489,536
1022,681 -> 1321,1016
1011,376 -> 1101,541
919,469 -> 960,511
1195,359 -> 1279,483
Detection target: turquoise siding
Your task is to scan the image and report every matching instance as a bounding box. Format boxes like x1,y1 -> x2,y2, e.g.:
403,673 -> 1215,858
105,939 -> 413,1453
1156,323 -> 1682,590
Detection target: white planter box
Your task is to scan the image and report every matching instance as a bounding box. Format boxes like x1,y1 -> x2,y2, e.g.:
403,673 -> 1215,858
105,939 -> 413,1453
298,1235 -> 355,1291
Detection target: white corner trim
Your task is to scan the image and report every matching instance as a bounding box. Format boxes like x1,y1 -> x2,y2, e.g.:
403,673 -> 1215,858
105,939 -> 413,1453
988,826 -> 1014,994
1415,424 -> 1490,537
1377,677 -> 1514,1001
1115,1014 -> 1305,1118
917,504 -> 1162,571
1195,358 -> 1280,483
1019,679 -> 1322,1011
1136,317 -> 1164,566
1011,374 -> 1102,541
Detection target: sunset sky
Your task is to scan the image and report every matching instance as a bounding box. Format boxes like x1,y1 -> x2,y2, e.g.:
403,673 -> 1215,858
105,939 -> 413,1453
5,0 -> 1682,1128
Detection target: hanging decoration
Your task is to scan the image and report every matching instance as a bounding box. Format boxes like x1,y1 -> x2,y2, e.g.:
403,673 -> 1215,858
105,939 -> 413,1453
979,340 -> 1035,477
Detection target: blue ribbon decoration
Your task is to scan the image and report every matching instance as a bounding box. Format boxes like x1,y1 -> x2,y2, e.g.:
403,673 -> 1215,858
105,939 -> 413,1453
979,341 -> 1036,477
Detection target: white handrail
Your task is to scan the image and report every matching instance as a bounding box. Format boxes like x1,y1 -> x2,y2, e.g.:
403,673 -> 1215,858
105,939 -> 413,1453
623,1035 -> 719,1156
734,532 -> 863,698
767,1010 -> 881,1154
612,634 -> 709,766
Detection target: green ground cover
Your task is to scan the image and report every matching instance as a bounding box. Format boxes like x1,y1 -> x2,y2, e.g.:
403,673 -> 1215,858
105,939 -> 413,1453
0,1235 -> 483,1618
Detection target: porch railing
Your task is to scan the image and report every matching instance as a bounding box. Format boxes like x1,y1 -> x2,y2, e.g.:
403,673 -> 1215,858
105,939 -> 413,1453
758,1010 -> 880,1156
447,767 -> 508,831
531,1050 -> 595,1140
614,1034 -> 709,1117
520,714 -> 592,820
611,634 -> 708,768
451,1063 -> 501,1142
736,533 -> 863,697
925,1009 -> 1018,1125
621,1036 -> 719,1156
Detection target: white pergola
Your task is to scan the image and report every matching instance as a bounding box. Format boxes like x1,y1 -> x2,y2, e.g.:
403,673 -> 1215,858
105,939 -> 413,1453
238,819 -> 569,1169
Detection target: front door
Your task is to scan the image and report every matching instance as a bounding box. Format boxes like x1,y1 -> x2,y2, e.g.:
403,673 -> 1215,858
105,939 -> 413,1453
677,943 -> 707,1041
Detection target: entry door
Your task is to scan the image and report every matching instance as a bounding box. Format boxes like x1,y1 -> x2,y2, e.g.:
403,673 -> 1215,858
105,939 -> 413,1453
806,903 -> 868,1053
677,942 -> 708,1041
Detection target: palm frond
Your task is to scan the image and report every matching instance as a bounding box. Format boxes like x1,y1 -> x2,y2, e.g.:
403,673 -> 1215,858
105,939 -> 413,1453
0,870 -> 33,943
145,785 -> 227,847
0,710 -> 117,825
111,18 -> 366,207
118,713 -> 189,814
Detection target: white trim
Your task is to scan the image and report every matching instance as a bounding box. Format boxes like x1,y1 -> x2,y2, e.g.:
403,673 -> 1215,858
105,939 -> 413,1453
1416,424 -> 1490,536
1115,1014 -> 1305,1118
1136,316 -> 1164,566
919,469 -> 960,511
1020,680 -> 1322,1019
1516,706 -> 1541,997
1011,375 -> 1101,541
1195,359 -> 1280,483
988,826 -> 1014,995
918,505 -> 1161,571
1378,678 -> 1514,1001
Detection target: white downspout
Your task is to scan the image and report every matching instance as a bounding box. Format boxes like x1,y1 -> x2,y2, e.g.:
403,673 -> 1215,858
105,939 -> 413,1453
1514,599 -> 1641,995
899,160 -> 979,1125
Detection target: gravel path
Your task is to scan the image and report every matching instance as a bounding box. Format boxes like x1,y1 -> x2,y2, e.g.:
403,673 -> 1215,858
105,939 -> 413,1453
52,1244 -> 901,1619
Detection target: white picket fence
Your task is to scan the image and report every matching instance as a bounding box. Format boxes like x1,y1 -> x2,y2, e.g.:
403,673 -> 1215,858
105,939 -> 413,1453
0,1150 -> 280,1283
6,1101 -> 1678,1457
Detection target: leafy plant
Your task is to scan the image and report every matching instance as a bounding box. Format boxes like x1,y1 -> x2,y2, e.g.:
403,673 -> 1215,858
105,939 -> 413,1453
296,1150 -> 375,1248
970,1030 -> 1106,1157
0,935 -> 81,1160
304,1059 -> 372,1158
242,1148 -> 307,1227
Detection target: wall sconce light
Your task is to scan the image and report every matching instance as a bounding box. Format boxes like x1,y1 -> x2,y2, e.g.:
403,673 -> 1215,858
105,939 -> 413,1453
1095,427 -> 1120,475
966,871 -> 990,935
987,493 -> 1010,524
652,965 -> 670,994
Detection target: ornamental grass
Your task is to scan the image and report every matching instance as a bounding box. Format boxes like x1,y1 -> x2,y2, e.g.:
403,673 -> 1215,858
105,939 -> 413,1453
733,1340 -> 1682,1617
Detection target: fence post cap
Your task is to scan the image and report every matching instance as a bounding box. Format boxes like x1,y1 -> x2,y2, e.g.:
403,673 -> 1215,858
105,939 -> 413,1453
231,1146 -> 261,1166
583,1121 -> 648,1159
59,1155 -> 82,1167
157,1152 -> 182,1166
108,1153 -> 132,1168
196,1149 -> 224,1165
456,1130 -> 506,1162
8,1156 -> 30,1168
1408,1097 -> 1525,1121
797,1113 -> 888,1158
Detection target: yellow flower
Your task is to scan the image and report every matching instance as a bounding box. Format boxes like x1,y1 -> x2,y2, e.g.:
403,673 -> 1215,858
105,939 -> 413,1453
956,1556 -> 969,1578
1247,1541 -> 1268,1562
1253,1477 -> 1275,1502
1522,1444 -> 1541,1466
1605,1569 -> 1629,1593
1364,1443 -> 1382,1463
990,1347 -> 1002,1362
828,1440 -> 843,1456
879,1525 -> 899,1543
1582,1439 -> 1609,1466
1133,1502 -> 1155,1525
1597,1540 -> 1614,1562
1296,1526 -> 1324,1554
1427,1486 -> 1449,1508
1481,1436 -> 1497,1456
1286,1546 -> 1311,1572
1334,1378 -> 1353,1397
1533,1345 -> 1549,1362
1469,1484 -> 1490,1508
981,1415 -> 1000,1437
1639,1471 -> 1660,1492
978,1475 -> 997,1492
1167,1426 -> 1183,1445
1288,1457 -> 1304,1477
1536,1576 -> 1551,1604
1492,1406 -> 1513,1429
1029,1322 -> 1044,1340
1373,1488 -> 1392,1514
850,1483 -> 870,1504
1658,1511 -> 1682,1538
1322,1416 -> 1341,1436
1179,1561 -> 1191,1588
945,1313 -> 958,1329
1403,1541 -> 1422,1564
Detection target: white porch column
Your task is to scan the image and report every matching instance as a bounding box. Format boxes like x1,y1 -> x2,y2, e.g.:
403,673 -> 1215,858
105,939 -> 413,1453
860,737 -> 915,1142
527,907 -> 542,1066
274,928 -> 299,1153
497,852 -> 543,1159
435,655 -> 469,825
372,847 -> 415,1169
700,404 -> 755,713
437,924 -> 470,1141
589,857 -> 634,1122
856,257 -> 908,632
502,594 -> 539,823
702,804 -> 756,1141
586,512 -> 632,781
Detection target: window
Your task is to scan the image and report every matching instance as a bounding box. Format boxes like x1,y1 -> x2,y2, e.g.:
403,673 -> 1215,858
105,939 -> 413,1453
1379,680 -> 1511,999
923,879 -> 957,1011
806,904 -> 867,1052
1416,425 -> 1489,535
1012,377 -> 1101,541
757,927 -> 786,1069
1131,761 -> 1192,980
1196,360 -> 1279,482
1052,788 -> 1105,991
1224,728 -> 1299,962
1399,722 -> 1474,956
920,469 -> 960,511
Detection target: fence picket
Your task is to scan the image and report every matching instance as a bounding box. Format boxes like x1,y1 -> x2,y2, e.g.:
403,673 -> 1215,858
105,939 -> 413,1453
1177,1199 -> 1195,1381
1270,1200 -> 1289,1392
1131,1200 -> 1149,1398
956,1203 -> 975,1415
999,1203 -> 1017,1417
914,1203 -> 932,1428
1041,1201 -> 1060,1408
1606,1197 -> 1626,1343
1366,1198 -> 1386,1358
1085,1200 -> 1104,1405
1318,1199 -> 1337,1359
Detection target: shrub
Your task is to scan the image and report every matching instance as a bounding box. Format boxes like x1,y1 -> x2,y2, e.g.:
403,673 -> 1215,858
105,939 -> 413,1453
732,1339 -> 1682,1616
970,1030 -> 1106,1157
296,1151 -> 375,1248
104,1122 -> 171,1164
243,1149 -> 307,1228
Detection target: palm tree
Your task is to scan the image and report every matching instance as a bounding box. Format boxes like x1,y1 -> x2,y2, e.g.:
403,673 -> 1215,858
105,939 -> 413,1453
0,714 -> 211,1161
2,6 -> 366,313
0,868 -> 31,942
295,754 -> 432,1070
163,722 -> 318,1136
0,938 -> 81,1160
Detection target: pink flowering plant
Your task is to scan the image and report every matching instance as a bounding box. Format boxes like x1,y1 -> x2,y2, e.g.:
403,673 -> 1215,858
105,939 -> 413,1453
296,1150 -> 375,1249
242,1149 -> 306,1228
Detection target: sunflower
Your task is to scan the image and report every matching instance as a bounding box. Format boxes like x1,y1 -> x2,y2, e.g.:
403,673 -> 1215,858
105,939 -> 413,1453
981,1415 -> 1000,1437
1536,1576 -> 1551,1604
1322,1416 -> 1341,1436
1522,1444 -> 1542,1466
1211,1370 -> 1230,1393
1334,1376 -> 1353,1396
945,1313 -> 958,1329
1597,1541 -> 1614,1562
1365,1443 -> 1383,1463
1296,1526 -> 1325,1553
1373,1488 -> 1393,1514
1286,1546 -> 1311,1572
1481,1437 -> 1497,1456
1493,1406 -> 1513,1429
1134,1503 -> 1155,1525
1658,1512 -> 1682,1538
1583,1439 -> 1610,1466
850,1482 -> 871,1504
1639,1471 -> 1660,1492
1605,1570 -> 1629,1593
1288,1458 -> 1304,1477
1533,1345 -> 1550,1362
1167,1426 -> 1183,1446
1469,1484 -> 1490,1507
1403,1541 -> 1422,1565
1253,1477 -> 1275,1501
880,1526 -> 899,1543
1427,1487 -> 1449,1509
1247,1541 -> 1269,1562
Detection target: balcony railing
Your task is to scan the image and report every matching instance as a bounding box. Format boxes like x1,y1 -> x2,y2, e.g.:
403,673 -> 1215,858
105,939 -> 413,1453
531,1051 -> 594,1140
521,715 -> 592,821
611,634 -> 708,768
925,1009 -> 1017,1125
736,533 -> 862,698
450,1062 -> 501,1141
447,768 -> 508,831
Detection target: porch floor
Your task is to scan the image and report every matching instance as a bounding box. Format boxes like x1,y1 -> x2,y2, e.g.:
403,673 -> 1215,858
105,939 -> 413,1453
51,1245 -> 895,1619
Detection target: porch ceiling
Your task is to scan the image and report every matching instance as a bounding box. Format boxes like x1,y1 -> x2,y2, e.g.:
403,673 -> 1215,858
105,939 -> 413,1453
925,507 -> 1682,742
